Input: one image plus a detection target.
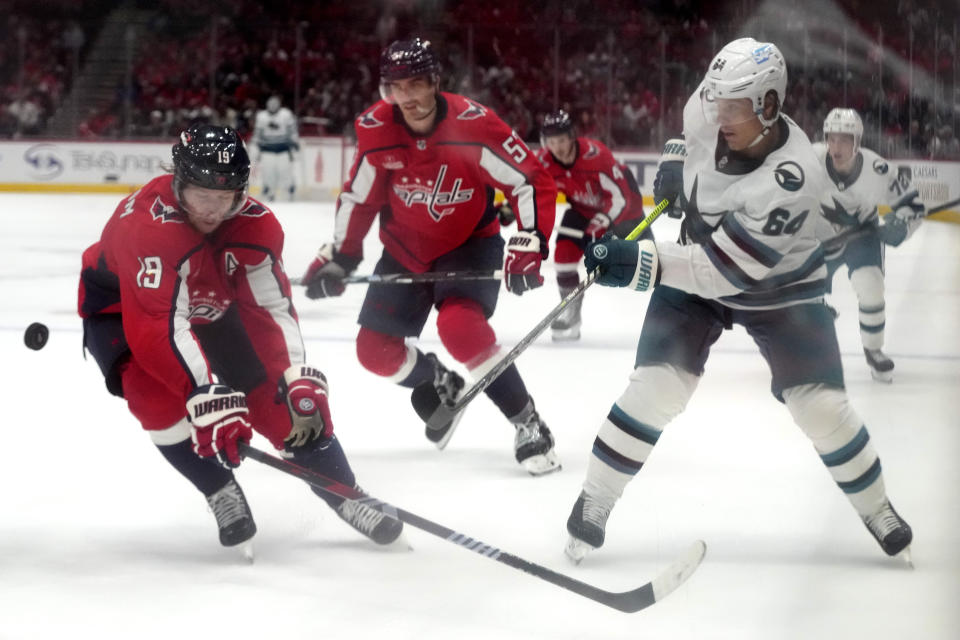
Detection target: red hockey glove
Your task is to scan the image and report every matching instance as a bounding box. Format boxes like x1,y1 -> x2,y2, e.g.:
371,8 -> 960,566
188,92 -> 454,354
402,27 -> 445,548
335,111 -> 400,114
504,230 -> 545,296
186,384 -> 253,469
584,212 -> 612,242
302,244 -> 356,299
277,365 -> 333,449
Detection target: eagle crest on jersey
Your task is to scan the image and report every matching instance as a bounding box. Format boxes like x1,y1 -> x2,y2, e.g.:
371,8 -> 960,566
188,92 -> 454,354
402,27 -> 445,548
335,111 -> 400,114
457,100 -> 487,120
150,196 -> 182,224
358,109 -> 385,129
392,164 -> 475,222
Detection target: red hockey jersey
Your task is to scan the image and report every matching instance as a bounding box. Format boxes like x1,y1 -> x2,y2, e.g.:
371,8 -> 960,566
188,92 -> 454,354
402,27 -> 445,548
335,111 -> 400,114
78,174 -> 303,403
333,92 -> 557,272
537,137 -> 645,223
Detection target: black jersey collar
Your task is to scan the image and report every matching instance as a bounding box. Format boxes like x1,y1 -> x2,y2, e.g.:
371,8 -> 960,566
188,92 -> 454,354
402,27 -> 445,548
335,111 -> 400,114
825,151 -> 863,189
715,117 -> 790,175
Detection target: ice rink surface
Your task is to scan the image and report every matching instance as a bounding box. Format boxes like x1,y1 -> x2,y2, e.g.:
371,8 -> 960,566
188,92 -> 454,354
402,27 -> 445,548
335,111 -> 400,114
1,193 -> 958,639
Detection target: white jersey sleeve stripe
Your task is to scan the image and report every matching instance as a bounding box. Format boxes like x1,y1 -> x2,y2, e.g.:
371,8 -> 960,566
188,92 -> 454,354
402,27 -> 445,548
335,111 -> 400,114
245,255 -> 305,365
479,147 -> 537,230
172,260 -> 214,387
598,172 -> 626,221
335,155 -> 377,251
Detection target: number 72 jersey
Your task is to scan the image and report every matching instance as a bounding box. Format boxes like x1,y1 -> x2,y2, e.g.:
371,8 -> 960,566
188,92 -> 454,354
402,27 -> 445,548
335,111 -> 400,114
661,87 -> 827,311
332,92 -> 557,273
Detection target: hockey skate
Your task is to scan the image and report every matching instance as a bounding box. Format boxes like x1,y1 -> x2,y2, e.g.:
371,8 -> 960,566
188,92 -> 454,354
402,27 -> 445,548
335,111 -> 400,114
564,491 -> 612,564
511,400 -> 561,476
411,353 -> 467,450
206,479 -> 257,548
864,348 -> 894,383
335,487 -> 404,545
862,500 -> 912,561
550,295 -> 583,341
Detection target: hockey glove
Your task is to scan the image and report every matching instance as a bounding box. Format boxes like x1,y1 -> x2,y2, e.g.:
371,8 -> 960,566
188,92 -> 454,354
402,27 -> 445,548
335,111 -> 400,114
584,212 -> 612,243
585,235 -> 660,292
277,364 -> 333,449
504,230 -> 546,296
302,244 -> 357,299
654,138 -> 686,218
186,384 -> 253,469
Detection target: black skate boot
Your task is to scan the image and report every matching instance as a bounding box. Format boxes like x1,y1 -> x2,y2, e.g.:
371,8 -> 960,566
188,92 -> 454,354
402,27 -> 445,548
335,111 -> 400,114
550,293 -> 583,341
864,348 -> 894,383
411,353 -> 466,450
862,500 -> 912,558
206,479 -> 257,547
511,400 -> 561,476
564,491 -> 613,564
335,487 -> 404,545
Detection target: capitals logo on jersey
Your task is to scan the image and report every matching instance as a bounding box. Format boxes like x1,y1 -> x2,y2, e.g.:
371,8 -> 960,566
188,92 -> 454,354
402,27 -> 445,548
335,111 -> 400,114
392,164 -> 475,222
358,109 -> 385,129
150,196 -> 182,224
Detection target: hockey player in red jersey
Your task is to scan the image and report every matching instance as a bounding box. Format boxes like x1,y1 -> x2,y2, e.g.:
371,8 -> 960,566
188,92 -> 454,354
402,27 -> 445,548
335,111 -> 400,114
301,38 -> 561,475
78,124 -> 402,551
537,110 -> 654,340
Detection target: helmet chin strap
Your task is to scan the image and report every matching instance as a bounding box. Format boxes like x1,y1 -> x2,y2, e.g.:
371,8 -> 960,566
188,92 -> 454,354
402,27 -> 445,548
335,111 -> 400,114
747,109 -> 779,148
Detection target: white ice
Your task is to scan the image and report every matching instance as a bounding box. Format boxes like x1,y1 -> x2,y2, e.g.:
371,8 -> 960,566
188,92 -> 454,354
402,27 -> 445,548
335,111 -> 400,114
1,193 -> 957,639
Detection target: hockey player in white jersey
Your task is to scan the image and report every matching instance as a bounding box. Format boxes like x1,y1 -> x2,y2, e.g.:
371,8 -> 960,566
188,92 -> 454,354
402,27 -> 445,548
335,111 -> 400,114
253,95 -> 300,201
815,108 -> 926,382
564,38 -> 912,564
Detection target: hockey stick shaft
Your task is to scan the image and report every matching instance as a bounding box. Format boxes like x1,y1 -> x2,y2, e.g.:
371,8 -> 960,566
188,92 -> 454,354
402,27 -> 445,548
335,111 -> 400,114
425,199 -> 669,432
237,441 -> 704,612
822,195 -> 960,252
291,270 -> 502,286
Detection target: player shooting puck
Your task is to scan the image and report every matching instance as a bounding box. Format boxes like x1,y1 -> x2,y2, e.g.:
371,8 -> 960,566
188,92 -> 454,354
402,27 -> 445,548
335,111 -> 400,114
24,322 -> 49,351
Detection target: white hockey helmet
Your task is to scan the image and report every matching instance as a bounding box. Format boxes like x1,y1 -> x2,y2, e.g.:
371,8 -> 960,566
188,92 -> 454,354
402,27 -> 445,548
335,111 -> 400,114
823,108 -> 863,144
702,38 -> 787,128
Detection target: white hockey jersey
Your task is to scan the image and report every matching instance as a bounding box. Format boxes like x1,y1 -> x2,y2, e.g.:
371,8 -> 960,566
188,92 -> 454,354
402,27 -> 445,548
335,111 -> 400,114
812,143 -> 924,247
657,86 -> 826,310
253,107 -> 299,154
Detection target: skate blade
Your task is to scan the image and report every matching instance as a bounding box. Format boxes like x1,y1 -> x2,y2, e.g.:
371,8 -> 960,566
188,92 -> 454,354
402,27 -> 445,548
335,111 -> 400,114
551,326 -> 581,341
897,545 -> 914,569
564,536 -> 596,565
432,409 -> 466,451
240,541 -> 255,564
522,450 -> 562,476
869,368 -> 894,384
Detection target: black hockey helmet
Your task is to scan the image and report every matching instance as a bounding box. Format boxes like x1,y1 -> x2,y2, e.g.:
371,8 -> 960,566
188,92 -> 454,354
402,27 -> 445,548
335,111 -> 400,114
171,124 -> 250,192
541,110 -> 574,139
379,38 -> 441,83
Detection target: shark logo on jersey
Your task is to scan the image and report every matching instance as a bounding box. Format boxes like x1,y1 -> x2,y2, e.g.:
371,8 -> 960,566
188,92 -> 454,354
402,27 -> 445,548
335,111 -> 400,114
873,159 -> 889,175
457,100 -> 487,120
150,196 -> 183,224
774,161 -> 804,192
821,197 -> 862,227
392,164 -> 474,222
357,109 -> 384,129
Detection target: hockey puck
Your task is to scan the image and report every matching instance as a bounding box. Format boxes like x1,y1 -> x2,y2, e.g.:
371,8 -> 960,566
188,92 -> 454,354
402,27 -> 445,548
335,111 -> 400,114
24,322 -> 49,351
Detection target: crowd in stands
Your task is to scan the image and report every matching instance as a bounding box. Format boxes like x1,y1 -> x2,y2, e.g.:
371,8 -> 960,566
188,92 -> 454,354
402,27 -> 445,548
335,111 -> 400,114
1,0 -> 957,160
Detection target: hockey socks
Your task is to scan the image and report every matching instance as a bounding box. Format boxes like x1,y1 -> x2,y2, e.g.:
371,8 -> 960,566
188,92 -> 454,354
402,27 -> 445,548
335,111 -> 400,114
157,439 -> 236,496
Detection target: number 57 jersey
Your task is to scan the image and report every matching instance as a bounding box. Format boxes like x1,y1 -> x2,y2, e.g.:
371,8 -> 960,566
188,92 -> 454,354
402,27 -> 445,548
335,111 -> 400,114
333,92 -> 557,273
660,86 -> 827,311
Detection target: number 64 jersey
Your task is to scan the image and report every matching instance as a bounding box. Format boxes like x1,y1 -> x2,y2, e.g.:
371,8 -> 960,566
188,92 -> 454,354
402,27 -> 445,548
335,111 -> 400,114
659,85 -> 827,311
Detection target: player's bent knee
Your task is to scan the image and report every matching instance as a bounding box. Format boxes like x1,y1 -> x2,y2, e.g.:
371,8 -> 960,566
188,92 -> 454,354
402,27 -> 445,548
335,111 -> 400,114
783,383 -> 862,442
619,363 -> 699,426
436,298 -> 496,363
356,327 -> 409,378
849,266 -> 885,306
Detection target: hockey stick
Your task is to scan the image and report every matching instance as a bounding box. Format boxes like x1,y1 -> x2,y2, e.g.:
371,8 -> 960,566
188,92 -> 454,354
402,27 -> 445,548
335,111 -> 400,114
238,441 -> 705,613
822,195 -> 960,252
291,270 -> 502,287
425,199 -> 670,433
